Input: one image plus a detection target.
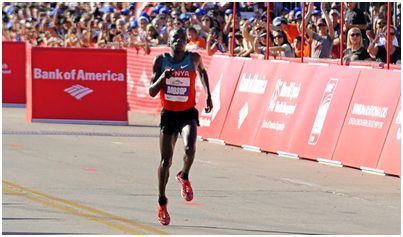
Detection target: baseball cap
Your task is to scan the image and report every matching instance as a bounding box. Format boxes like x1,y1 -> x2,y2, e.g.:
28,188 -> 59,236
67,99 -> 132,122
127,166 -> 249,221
179,13 -> 190,21
195,8 -> 207,15
159,7 -> 170,15
312,10 -> 321,16
138,16 -> 149,23
281,7 -> 290,13
225,9 -> 233,15
152,5 -> 163,14
273,16 -> 287,26
120,8 -> 130,16
100,5 -> 115,13
295,11 -> 302,19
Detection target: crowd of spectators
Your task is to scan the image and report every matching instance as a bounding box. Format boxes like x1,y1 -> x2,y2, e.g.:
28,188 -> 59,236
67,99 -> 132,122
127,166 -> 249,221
2,2 -> 401,64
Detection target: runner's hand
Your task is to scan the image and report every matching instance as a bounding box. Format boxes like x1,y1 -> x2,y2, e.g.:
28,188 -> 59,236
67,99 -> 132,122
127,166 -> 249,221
205,96 -> 213,113
163,68 -> 175,79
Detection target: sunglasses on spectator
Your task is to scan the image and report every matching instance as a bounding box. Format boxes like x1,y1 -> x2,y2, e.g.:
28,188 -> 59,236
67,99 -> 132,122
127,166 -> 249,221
317,24 -> 326,27
202,18 -> 210,22
377,22 -> 385,25
273,35 -> 283,39
350,33 -> 361,37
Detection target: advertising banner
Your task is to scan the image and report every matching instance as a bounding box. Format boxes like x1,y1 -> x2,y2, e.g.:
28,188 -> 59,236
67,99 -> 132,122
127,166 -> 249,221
287,65 -> 360,160
2,41 -> 26,105
252,63 -> 316,154
332,69 -> 401,168
377,99 -> 401,176
28,47 -> 128,124
127,48 -> 167,114
196,56 -> 244,139
219,59 -> 275,147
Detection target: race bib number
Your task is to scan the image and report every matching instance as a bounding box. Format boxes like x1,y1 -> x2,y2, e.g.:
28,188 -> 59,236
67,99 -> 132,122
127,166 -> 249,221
164,77 -> 190,102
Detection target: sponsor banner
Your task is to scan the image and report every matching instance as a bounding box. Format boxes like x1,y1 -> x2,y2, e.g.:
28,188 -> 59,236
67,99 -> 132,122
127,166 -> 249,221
2,41 -> 26,104
196,56 -> 245,139
127,48 -> 212,115
287,65 -> 360,160
252,63 -> 317,153
377,99 -> 401,176
28,47 -> 127,123
127,48 -> 167,114
219,59 -> 274,146
332,69 -> 401,168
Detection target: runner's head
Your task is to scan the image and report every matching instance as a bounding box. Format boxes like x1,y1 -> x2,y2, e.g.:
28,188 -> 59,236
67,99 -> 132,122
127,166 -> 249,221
168,27 -> 187,53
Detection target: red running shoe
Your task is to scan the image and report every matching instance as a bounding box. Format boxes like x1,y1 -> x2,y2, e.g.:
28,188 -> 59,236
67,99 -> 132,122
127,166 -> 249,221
176,171 -> 193,202
158,203 -> 170,226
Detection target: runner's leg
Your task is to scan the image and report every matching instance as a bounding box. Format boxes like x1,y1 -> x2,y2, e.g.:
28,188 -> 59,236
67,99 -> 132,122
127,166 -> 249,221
180,120 -> 197,178
158,131 -> 178,201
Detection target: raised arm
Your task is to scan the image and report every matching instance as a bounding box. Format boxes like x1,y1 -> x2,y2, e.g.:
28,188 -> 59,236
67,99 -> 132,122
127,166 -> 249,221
321,2 -> 334,39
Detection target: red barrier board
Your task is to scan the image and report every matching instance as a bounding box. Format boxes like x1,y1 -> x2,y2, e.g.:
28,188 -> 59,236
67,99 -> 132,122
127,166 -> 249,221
196,56 -> 244,139
252,63 -> 317,153
28,47 -> 128,124
287,65 -> 360,160
127,48 -> 166,114
332,69 -> 401,168
2,41 -> 26,104
219,59 -> 275,147
377,99 -> 401,176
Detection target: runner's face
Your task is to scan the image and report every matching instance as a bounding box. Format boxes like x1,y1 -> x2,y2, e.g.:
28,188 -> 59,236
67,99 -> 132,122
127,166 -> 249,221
169,30 -> 187,53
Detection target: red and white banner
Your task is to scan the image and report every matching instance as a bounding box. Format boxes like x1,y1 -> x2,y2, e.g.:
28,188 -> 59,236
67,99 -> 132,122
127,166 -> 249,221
127,48 -> 166,114
253,63 -> 317,153
377,99 -> 401,176
27,47 -> 127,124
2,41 -> 26,105
196,56 -> 244,139
219,59 -> 274,147
287,65 -> 360,160
332,69 -> 401,168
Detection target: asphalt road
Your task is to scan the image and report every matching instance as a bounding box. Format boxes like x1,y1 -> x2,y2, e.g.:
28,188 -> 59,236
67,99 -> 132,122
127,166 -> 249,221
2,107 -> 401,235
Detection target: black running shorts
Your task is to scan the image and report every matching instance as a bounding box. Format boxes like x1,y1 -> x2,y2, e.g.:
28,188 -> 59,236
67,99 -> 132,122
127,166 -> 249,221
160,107 -> 200,135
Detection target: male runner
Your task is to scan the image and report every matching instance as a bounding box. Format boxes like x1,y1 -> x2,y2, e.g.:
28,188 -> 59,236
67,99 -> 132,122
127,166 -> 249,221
149,27 -> 213,226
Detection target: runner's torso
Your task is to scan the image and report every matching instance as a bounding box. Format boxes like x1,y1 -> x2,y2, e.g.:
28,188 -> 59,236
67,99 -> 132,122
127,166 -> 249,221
160,52 -> 197,112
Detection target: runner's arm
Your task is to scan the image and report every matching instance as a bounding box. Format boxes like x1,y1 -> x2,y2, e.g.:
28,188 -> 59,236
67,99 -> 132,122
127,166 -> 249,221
193,53 -> 213,113
149,55 -> 173,97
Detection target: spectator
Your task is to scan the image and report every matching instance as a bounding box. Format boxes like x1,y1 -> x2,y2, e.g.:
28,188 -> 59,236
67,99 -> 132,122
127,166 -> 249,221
304,2 -> 334,58
206,27 -> 226,56
367,25 -> 401,64
272,16 -> 300,45
343,27 -> 371,62
253,30 -> 270,56
186,26 -> 206,50
344,2 -> 369,47
236,19 -> 254,57
292,36 -> 311,57
269,30 -> 295,57
330,8 -> 341,59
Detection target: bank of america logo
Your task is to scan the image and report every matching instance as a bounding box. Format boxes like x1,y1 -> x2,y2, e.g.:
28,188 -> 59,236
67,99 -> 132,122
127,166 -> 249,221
64,84 -> 93,100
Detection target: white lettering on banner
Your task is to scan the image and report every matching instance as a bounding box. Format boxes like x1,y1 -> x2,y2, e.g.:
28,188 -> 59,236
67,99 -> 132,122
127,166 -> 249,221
308,78 -> 339,145
268,79 -> 301,116
135,69 -> 148,98
348,117 -> 384,129
2,63 -> 12,74
395,110 -> 401,140
352,104 -> 389,118
261,120 -> 285,131
238,102 -> 249,129
237,73 -> 267,94
33,68 -> 125,81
